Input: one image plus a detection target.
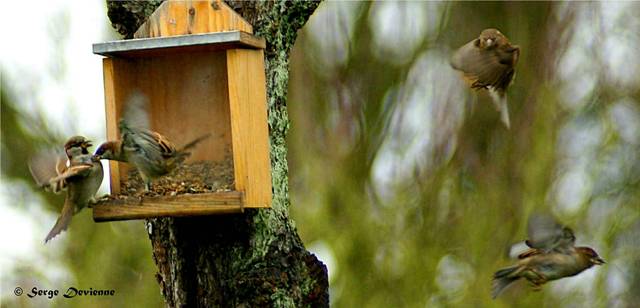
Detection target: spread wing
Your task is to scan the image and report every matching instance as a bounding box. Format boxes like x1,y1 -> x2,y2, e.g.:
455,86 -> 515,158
28,149 -> 69,193
517,248 -> 543,259
49,163 -> 94,183
119,90 -> 177,163
122,90 -> 151,130
451,39 -> 516,91
526,213 -> 576,253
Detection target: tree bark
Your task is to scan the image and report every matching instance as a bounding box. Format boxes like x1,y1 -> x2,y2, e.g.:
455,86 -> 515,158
106,1 -> 327,307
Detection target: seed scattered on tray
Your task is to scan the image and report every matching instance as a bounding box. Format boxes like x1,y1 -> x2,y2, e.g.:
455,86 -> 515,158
106,158 -> 235,200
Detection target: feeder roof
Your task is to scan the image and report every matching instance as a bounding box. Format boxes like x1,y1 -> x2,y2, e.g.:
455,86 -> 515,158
93,31 -> 265,58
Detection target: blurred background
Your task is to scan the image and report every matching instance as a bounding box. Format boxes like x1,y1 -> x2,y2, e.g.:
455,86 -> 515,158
2,1 -> 639,307
288,1 -> 640,307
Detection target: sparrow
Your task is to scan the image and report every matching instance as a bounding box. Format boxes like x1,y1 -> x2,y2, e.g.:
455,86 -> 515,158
93,92 -> 209,191
451,28 -> 520,129
28,136 -> 104,243
491,214 -> 604,298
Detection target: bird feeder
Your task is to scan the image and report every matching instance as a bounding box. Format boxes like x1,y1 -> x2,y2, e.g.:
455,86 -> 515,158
92,0 -> 271,221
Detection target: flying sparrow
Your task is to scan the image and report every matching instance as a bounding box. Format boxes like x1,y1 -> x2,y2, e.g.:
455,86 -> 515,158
451,28 -> 520,129
492,214 -> 604,298
29,136 -> 104,243
94,92 -> 209,191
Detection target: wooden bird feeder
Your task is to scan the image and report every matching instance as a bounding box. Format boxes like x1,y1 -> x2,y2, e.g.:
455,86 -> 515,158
92,0 -> 271,221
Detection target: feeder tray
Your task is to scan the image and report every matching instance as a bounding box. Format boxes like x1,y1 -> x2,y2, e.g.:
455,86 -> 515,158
92,0 -> 272,221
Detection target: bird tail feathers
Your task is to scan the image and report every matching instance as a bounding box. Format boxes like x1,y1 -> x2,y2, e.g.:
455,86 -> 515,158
44,200 -> 74,243
179,133 -> 211,152
492,266 -> 520,299
489,90 -> 510,129
173,133 -> 212,164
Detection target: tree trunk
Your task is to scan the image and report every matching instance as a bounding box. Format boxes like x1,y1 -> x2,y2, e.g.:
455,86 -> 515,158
106,1 -> 327,306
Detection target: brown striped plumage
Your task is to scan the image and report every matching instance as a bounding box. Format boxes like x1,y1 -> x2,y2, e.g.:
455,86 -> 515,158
93,91 -> 209,191
29,136 -> 103,243
492,214 -> 604,298
451,28 -> 520,128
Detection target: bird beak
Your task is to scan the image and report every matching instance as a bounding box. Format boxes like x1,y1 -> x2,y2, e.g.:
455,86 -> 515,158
593,257 -> 605,265
485,38 -> 493,47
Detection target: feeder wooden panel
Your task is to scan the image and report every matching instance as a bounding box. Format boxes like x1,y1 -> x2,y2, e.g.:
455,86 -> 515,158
92,0 -> 271,221
133,0 -> 253,39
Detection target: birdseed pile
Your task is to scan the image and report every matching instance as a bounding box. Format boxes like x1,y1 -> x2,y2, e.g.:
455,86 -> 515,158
106,158 -> 235,200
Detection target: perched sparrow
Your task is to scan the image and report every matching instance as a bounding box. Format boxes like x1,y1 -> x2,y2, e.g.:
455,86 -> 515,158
94,92 -> 209,191
451,28 -> 520,128
29,136 -> 104,243
492,214 -> 604,298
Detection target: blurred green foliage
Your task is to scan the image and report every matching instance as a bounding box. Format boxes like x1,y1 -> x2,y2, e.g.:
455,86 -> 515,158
289,2 -> 640,307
